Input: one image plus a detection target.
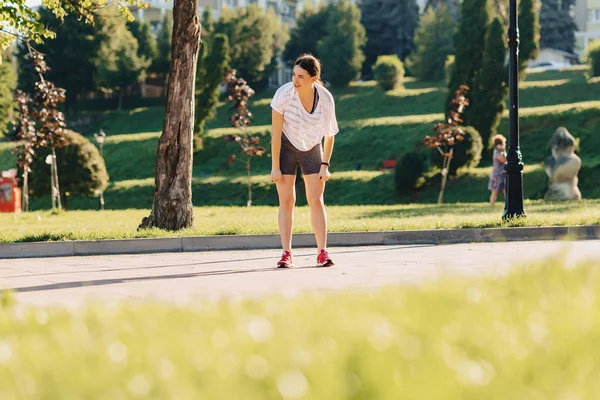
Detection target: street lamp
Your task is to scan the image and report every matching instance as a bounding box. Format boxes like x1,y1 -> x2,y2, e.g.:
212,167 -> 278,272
503,0 -> 526,220
94,129 -> 107,211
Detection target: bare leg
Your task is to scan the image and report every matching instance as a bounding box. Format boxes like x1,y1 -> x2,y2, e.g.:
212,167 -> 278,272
303,174 -> 327,250
490,189 -> 499,205
276,174 -> 296,251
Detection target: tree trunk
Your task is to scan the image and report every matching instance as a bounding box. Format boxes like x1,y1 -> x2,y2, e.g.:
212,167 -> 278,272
438,148 -> 454,205
139,0 -> 201,231
22,171 -> 29,212
118,89 -> 124,112
247,157 -> 252,207
52,146 -> 62,210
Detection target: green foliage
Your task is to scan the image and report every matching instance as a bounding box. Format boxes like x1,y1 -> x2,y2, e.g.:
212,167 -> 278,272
432,126 -> 483,175
469,18 -> 508,155
406,5 -> 455,82
0,0 -> 137,65
283,7 -> 330,65
394,151 -> 429,194
0,51 -> 17,137
16,7 -> 104,111
195,34 -> 230,140
215,5 -> 289,89
28,130 -> 109,198
360,0 -> 420,76
202,8 -> 215,35
152,13 -> 173,76
373,55 -> 405,90
518,0 -> 540,75
539,0 -> 576,54
96,10 -> 151,111
446,0 -> 490,122
586,40 -> 600,78
318,0 -> 367,87
128,19 -> 158,64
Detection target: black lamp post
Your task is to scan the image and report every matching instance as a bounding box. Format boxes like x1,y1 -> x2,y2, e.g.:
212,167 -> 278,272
94,129 -> 106,211
503,0 -> 526,220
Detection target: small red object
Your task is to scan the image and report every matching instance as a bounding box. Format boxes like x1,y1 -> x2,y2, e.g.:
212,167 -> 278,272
381,160 -> 397,168
0,176 -> 22,213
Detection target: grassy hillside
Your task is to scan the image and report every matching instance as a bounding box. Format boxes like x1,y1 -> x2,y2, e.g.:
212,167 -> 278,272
1,66 -> 599,210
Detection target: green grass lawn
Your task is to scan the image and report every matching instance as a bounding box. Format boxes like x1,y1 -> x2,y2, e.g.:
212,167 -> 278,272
2,200 -> 599,243
1,66 -> 599,210
1,256 -> 600,398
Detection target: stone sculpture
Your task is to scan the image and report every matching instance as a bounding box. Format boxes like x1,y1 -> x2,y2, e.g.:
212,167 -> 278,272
544,127 -> 582,201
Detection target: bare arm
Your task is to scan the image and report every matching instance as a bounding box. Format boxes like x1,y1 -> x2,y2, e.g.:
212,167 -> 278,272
271,110 -> 284,183
496,151 -> 507,164
319,136 -> 335,181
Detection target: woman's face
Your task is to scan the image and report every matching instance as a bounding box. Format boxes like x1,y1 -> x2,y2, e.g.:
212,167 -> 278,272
292,65 -> 316,91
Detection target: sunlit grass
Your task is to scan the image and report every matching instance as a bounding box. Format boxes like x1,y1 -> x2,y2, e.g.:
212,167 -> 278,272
1,200 -> 599,243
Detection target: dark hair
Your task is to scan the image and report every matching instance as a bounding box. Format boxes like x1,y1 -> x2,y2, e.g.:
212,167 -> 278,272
294,54 -> 322,82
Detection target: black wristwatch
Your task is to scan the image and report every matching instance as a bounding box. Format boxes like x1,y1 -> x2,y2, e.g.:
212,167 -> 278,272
321,162 -> 330,167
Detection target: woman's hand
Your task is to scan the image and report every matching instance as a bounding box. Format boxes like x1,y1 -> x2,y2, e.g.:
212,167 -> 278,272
318,165 -> 331,182
271,168 -> 283,184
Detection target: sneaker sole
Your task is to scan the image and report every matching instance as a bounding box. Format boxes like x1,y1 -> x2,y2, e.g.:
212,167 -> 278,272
317,260 -> 334,267
277,263 -> 294,268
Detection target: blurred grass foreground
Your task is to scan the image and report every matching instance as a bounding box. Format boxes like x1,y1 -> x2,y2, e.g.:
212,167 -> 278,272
1,256 -> 600,398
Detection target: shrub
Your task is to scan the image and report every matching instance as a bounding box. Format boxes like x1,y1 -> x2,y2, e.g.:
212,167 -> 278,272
373,55 -> 404,91
394,151 -> 429,194
586,39 -> 600,77
28,130 -> 109,198
431,126 -> 483,175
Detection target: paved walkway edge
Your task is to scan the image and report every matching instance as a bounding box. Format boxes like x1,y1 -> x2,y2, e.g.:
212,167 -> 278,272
1,225 -> 599,259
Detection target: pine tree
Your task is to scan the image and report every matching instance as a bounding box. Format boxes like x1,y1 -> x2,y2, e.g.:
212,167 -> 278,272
406,4 -> 455,81
360,0 -> 419,76
128,19 -> 158,64
540,0 -> 576,53
283,7 -> 330,65
0,51 -> 17,138
318,0 -> 366,87
195,34 -> 230,141
518,0 -> 540,75
96,11 -> 151,110
152,13 -> 173,77
469,18 -> 508,155
446,0 -> 490,123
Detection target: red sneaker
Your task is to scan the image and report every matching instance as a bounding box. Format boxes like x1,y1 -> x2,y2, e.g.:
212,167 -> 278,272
317,249 -> 334,267
277,251 -> 294,268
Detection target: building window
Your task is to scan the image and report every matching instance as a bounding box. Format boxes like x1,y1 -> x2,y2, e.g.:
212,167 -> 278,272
590,9 -> 600,23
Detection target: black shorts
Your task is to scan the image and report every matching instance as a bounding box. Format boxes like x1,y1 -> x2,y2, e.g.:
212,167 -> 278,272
280,134 -> 323,175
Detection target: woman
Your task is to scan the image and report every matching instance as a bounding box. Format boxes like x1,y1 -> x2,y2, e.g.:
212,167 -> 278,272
270,54 -> 339,268
488,134 -> 507,205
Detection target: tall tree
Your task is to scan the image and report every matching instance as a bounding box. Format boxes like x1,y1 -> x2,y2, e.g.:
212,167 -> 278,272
469,18 -> 508,155
318,0 -> 366,87
425,0 -> 461,22
152,13 -> 173,78
446,0 -> 490,123
360,0 -> 419,76
540,0 -> 576,53
15,7 -> 104,111
96,11 -> 151,111
128,19 -> 158,64
215,5 -> 288,89
195,34 -> 230,140
518,0 -> 540,75
283,7 -> 330,65
406,4 -> 456,81
0,51 -> 17,138
139,0 -> 201,230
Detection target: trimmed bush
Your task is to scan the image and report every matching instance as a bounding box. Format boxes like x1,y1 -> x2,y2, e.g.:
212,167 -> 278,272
431,126 -> 483,176
373,55 -> 404,91
394,151 -> 429,194
586,39 -> 600,77
28,130 -> 109,198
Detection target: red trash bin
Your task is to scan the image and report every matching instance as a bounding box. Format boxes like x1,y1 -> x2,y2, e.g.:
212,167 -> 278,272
0,176 -> 22,213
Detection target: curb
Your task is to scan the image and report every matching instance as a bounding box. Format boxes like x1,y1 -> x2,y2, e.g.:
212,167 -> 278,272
1,225 -> 599,259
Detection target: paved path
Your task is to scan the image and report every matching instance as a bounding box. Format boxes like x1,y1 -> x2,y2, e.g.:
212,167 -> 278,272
2,240 -> 599,307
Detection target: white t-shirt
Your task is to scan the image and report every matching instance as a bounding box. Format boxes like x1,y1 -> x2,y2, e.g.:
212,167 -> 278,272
270,82 -> 339,151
